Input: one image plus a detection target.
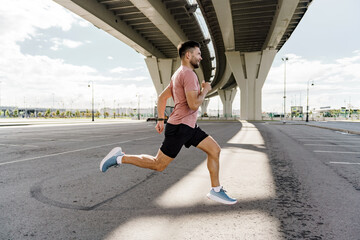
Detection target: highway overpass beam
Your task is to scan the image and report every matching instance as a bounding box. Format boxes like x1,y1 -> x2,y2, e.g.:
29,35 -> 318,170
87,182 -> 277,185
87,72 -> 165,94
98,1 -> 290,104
226,50 -> 276,120
218,88 -> 237,118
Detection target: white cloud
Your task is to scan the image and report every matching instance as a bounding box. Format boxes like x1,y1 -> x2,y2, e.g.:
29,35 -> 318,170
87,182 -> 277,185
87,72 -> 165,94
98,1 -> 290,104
0,47 -> 156,109
0,0 -> 80,45
209,50 -> 360,114
262,51 -> 360,112
122,76 -> 148,82
110,66 -> 143,74
62,39 -> 83,48
0,0 -> 157,110
50,38 -> 84,51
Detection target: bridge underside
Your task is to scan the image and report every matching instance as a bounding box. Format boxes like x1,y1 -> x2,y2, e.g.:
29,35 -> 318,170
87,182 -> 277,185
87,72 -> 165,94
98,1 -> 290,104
54,0 -> 312,120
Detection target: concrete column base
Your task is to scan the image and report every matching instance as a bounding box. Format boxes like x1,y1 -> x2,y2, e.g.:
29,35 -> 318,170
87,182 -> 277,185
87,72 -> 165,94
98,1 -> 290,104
218,88 -> 237,118
201,99 -> 210,117
225,50 -> 277,120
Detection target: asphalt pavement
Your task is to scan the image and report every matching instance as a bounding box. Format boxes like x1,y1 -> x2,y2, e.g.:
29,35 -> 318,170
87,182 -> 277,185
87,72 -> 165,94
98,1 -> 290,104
307,120 -> 360,134
1,119 -> 360,239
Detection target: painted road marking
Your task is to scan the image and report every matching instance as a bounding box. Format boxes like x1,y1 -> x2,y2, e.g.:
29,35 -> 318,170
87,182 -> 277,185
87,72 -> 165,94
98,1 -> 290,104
305,144 -> 360,147
0,143 -> 39,148
301,140 -> 360,142
0,136 -> 155,166
314,150 -> 360,154
329,162 -> 360,165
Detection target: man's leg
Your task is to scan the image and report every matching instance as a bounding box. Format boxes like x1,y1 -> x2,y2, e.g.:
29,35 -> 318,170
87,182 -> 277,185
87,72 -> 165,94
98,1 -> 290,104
196,136 -> 221,187
197,135 -> 237,205
122,149 -> 174,172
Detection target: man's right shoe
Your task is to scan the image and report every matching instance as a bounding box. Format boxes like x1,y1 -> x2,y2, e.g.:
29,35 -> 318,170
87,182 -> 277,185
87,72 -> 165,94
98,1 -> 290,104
207,187 -> 237,205
100,147 -> 124,172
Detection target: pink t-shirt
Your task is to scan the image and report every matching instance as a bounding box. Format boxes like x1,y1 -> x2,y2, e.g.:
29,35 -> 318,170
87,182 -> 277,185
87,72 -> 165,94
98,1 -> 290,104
168,65 -> 200,128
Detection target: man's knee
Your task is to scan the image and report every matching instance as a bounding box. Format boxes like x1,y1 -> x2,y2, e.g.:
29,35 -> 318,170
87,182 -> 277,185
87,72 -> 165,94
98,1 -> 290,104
154,160 -> 169,172
208,145 -> 221,158
153,150 -> 173,172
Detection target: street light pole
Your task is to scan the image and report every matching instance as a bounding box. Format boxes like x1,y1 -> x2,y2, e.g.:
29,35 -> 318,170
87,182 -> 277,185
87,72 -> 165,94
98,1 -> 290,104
113,99 -> 116,119
88,81 -> 94,122
52,93 -> 55,113
282,57 -> 288,122
0,80 -> 2,108
306,80 -> 314,122
136,94 -> 140,120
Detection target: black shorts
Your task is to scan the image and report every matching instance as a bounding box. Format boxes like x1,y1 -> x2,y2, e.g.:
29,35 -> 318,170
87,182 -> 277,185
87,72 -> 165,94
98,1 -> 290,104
160,123 -> 208,158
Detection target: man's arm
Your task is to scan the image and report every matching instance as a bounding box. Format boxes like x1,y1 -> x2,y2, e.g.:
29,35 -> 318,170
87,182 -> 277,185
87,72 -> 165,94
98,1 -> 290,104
155,84 -> 172,134
185,81 -> 211,111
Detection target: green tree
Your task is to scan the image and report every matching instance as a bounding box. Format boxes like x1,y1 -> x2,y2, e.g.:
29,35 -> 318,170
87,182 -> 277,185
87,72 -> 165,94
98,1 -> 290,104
5,109 -> 10,117
45,109 -> 51,118
14,109 -> 19,117
65,111 -> 72,118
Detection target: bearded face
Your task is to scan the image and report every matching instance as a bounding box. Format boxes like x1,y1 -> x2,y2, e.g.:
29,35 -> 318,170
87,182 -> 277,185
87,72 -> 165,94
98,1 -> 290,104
190,57 -> 200,69
189,47 -> 202,69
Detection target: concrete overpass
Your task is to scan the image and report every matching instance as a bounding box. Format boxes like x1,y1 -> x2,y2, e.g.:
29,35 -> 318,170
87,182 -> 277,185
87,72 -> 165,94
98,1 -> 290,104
54,0 -> 313,120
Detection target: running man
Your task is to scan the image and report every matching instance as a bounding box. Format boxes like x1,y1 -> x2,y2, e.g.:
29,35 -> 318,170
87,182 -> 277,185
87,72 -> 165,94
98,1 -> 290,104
100,40 -> 236,205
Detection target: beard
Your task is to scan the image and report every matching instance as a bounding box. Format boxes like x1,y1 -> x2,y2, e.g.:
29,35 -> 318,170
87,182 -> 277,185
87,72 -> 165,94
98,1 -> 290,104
190,59 -> 200,69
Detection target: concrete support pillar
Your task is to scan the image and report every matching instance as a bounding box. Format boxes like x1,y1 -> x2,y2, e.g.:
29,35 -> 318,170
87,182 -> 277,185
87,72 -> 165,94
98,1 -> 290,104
201,99 -> 210,117
225,50 -> 277,120
145,57 -> 180,107
218,88 -> 237,118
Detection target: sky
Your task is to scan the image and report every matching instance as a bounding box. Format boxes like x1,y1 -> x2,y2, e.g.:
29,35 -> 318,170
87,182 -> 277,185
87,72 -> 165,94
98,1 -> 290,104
0,0 -> 359,114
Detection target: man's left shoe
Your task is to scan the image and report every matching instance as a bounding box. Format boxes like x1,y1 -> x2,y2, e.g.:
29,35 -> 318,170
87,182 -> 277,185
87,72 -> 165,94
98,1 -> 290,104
100,147 -> 124,172
207,187 -> 237,205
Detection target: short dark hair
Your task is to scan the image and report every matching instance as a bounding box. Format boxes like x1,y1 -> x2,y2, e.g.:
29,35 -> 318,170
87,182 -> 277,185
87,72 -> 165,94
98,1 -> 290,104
178,40 -> 200,58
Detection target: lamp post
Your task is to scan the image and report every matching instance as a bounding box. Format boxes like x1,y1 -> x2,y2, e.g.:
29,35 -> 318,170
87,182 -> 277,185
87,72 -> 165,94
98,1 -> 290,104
113,99 -> 116,119
88,81 -> 94,122
0,80 -> 2,108
136,93 -> 140,120
24,97 -> 27,118
282,57 -> 289,122
306,80 -> 314,122
52,93 -> 55,113
103,99 -> 106,119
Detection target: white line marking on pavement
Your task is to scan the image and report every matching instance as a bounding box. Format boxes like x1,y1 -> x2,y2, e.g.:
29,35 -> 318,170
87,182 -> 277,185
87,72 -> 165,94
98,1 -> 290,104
329,162 -> 360,165
0,136 -> 155,166
23,135 -> 113,142
314,150 -> 360,154
301,140 -> 360,142
0,143 -> 39,148
22,137 -> 53,141
297,137 -> 339,139
305,144 -> 360,147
